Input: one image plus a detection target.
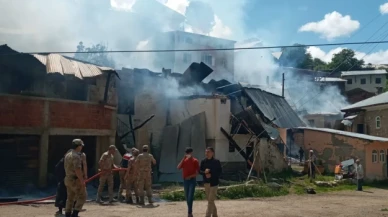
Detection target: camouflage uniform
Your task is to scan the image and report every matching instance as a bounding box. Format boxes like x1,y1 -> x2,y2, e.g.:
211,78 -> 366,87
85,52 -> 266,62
97,151 -> 114,202
135,145 -> 156,205
64,149 -> 87,215
125,149 -> 139,204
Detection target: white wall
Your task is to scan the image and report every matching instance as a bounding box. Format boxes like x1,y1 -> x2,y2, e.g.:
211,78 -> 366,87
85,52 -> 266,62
343,74 -> 387,93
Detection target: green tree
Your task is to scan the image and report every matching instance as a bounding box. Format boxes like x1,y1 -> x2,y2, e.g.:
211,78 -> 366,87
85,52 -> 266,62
74,42 -> 115,68
327,49 -> 364,72
279,44 -> 311,69
312,58 -> 328,71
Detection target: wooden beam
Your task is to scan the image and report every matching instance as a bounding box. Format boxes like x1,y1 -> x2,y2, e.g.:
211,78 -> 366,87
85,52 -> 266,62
220,127 -> 248,160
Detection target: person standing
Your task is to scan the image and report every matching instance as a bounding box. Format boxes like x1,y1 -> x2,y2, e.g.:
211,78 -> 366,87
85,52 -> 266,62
118,148 -> 133,202
54,150 -> 71,215
298,147 -> 304,163
135,145 -> 156,205
64,139 -> 87,217
354,159 -> 364,191
308,150 -> 316,179
177,147 -> 199,217
125,148 -> 139,204
96,145 -> 118,203
200,147 -> 222,217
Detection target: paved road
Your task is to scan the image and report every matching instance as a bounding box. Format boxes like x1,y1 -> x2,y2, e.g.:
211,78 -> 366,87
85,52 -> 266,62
1,188 -> 388,217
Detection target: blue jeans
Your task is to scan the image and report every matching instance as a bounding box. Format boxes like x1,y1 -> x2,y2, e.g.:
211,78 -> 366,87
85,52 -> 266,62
183,178 -> 196,214
357,178 -> 363,191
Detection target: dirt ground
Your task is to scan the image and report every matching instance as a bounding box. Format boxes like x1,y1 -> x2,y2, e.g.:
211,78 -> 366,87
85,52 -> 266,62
2,188 -> 388,217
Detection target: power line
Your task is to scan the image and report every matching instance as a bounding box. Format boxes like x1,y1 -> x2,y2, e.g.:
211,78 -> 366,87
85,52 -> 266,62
2,40 -> 388,55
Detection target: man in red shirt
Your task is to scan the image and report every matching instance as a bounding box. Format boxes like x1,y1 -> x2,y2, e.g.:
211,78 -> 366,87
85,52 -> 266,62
177,147 -> 199,217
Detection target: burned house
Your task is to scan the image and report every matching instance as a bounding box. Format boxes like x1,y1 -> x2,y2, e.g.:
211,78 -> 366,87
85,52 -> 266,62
0,45 -> 118,189
115,63 -> 305,182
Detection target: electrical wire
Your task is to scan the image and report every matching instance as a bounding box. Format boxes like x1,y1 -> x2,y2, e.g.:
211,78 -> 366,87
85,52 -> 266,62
2,41 -> 388,56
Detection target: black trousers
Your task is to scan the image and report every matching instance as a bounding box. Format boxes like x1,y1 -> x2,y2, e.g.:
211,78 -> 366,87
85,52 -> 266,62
55,181 -> 67,208
308,165 -> 316,179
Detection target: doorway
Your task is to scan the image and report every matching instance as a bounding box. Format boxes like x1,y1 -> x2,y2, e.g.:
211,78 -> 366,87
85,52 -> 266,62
357,124 -> 364,134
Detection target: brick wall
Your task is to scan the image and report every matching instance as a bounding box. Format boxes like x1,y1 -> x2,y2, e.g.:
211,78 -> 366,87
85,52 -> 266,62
365,109 -> 388,138
0,95 -> 44,127
49,101 -> 113,129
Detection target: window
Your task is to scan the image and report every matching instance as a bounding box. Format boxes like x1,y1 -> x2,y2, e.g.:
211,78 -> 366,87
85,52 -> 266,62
380,150 -> 385,162
376,77 -> 382,84
201,54 -> 214,66
183,53 -> 192,64
308,119 -> 315,127
372,150 -> 378,163
376,116 -> 381,129
347,79 -> 352,84
360,78 -> 366,84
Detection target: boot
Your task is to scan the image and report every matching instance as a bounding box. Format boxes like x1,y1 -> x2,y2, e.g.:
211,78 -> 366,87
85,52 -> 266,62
65,212 -> 71,217
148,196 -> 154,204
71,210 -> 79,217
96,194 -> 101,203
139,196 -> 145,205
125,197 -> 133,204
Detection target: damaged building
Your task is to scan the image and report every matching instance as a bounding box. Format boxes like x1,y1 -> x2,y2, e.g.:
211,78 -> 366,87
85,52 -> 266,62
0,45 -> 118,189
115,62 -> 305,182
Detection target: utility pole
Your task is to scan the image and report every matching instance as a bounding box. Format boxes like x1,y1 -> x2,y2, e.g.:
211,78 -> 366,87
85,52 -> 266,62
282,72 -> 285,97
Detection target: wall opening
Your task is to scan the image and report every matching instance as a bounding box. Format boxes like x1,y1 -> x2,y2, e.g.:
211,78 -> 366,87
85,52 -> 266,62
47,136 -> 97,186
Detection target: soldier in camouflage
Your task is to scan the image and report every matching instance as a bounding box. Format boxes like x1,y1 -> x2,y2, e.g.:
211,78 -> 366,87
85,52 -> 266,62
125,148 -> 139,204
135,145 -> 156,205
64,139 -> 87,217
118,146 -> 133,202
96,145 -> 118,203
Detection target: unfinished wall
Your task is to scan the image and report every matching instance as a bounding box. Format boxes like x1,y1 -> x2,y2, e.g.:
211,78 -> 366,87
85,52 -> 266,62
364,108 -> 388,137
254,138 -> 288,173
365,142 -> 388,180
303,129 -> 367,173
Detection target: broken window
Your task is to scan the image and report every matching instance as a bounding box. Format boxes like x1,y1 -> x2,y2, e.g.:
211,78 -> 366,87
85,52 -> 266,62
372,150 -> 378,163
376,116 -> 381,129
380,150 -> 385,162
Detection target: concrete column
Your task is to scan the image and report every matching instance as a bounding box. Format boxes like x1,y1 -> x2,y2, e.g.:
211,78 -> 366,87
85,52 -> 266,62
38,100 -> 50,187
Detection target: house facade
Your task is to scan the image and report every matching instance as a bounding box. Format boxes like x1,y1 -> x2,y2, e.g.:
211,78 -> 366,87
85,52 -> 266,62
303,113 -> 342,129
290,127 -> 388,180
341,70 -> 387,94
0,45 -> 117,189
341,91 -> 388,138
150,31 -> 236,81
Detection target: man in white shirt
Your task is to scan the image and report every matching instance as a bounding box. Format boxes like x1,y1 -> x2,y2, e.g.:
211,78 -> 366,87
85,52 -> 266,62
354,159 -> 364,191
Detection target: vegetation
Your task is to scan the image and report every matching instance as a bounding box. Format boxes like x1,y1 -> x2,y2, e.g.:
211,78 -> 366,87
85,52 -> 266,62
74,42 -> 115,68
160,169 -> 388,202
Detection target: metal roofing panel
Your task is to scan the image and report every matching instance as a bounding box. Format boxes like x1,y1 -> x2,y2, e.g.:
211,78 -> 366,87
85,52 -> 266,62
315,77 -> 346,82
46,54 -> 63,74
341,91 -> 388,111
33,54 -> 47,65
59,55 -> 76,75
299,127 -> 388,142
341,70 -> 387,76
243,88 -> 305,128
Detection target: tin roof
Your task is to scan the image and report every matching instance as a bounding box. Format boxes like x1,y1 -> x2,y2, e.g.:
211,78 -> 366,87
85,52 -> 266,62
32,54 -> 116,79
341,91 -> 388,111
341,70 -> 387,77
241,83 -> 305,128
315,77 -> 346,82
298,127 -> 388,142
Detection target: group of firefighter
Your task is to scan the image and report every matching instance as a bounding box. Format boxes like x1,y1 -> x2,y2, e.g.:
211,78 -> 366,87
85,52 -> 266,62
55,139 -> 156,217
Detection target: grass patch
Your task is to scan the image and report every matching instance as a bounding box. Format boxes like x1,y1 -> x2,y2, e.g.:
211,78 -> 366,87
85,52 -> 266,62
381,208 -> 388,212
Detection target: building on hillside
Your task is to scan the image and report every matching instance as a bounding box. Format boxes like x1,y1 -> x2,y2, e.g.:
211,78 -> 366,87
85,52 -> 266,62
341,70 -> 387,94
345,88 -> 377,104
149,31 -> 236,81
0,44 -> 118,189
290,127 -> 388,180
341,91 -> 388,137
303,113 -> 342,129
314,77 -> 346,94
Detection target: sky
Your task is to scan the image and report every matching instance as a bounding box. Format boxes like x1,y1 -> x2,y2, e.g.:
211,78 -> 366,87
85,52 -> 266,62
2,0 -> 388,65
112,0 -> 388,65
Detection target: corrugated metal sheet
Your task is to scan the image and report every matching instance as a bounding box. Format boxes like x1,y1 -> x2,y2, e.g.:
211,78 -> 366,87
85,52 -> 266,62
341,91 -> 388,111
243,87 -> 305,128
32,54 -> 115,79
299,127 -> 388,142
341,70 -> 387,76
